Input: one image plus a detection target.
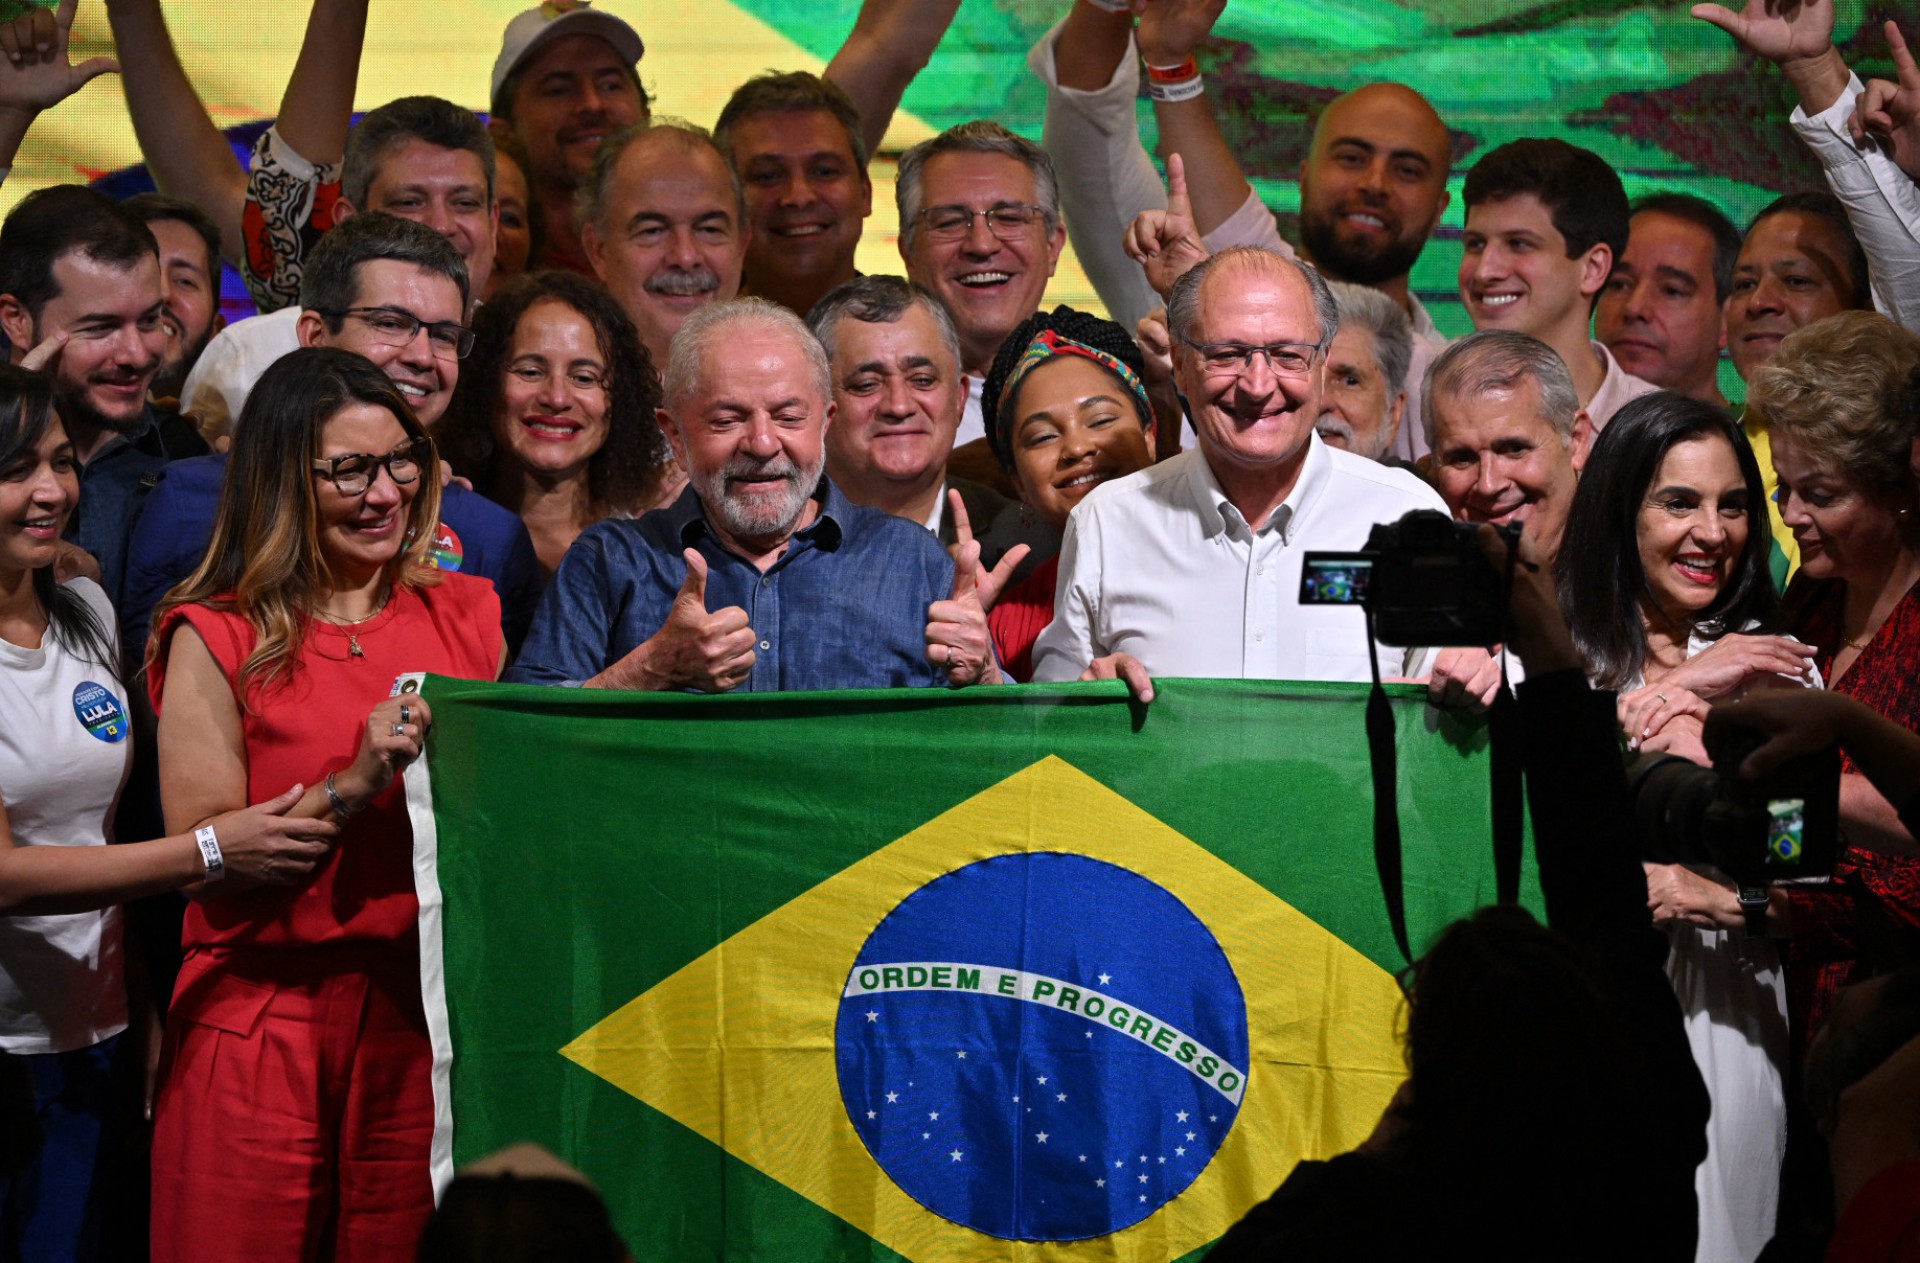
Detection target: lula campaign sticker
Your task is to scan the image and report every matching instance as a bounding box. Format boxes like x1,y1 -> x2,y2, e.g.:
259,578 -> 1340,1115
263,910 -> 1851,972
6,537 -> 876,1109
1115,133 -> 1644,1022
426,523 -> 465,573
72,681 -> 128,743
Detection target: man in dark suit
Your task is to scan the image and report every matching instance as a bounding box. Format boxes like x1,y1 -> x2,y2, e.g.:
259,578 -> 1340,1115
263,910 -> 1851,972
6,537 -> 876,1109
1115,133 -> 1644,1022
808,274 -> 1054,583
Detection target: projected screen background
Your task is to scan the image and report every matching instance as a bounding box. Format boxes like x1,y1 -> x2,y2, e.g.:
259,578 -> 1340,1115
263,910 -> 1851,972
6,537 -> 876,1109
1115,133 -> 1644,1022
8,0 -> 1904,384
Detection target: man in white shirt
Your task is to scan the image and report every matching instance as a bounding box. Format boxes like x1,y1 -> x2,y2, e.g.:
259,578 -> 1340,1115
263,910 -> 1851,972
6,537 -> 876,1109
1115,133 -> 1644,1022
1031,246 -> 1448,688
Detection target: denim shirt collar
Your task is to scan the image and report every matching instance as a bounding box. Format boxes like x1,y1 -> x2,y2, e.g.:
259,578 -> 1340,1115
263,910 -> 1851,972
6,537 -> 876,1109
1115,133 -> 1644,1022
667,474 -> 849,562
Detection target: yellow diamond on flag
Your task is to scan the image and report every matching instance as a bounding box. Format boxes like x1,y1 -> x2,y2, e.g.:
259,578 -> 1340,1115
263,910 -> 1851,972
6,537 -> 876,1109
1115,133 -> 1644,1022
561,755 -> 1406,1260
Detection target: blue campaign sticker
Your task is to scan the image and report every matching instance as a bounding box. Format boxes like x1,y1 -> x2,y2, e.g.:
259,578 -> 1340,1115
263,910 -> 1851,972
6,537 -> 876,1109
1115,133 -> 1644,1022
71,681 -> 129,744
836,852 -> 1249,1242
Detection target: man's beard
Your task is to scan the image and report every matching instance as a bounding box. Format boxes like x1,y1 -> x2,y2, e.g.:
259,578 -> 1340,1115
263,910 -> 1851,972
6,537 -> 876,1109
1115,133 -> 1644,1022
1299,211 -> 1427,288
55,373 -> 150,440
151,324 -> 215,402
697,448 -> 825,547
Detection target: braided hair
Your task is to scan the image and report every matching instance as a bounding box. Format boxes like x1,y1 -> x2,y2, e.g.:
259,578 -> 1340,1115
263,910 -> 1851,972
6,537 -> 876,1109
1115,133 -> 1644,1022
982,305 -> 1151,472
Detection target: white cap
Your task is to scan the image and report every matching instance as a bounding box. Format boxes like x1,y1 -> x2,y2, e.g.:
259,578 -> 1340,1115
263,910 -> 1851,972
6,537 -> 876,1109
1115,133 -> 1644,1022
491,2 -> 645,113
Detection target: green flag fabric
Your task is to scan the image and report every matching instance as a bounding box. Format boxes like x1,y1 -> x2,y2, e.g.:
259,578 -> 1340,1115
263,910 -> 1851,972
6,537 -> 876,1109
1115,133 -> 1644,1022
405,676 -> 1536,1262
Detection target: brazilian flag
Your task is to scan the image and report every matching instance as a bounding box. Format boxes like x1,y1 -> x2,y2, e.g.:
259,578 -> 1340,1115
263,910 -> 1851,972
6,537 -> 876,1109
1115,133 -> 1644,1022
404,676 -> 1534,1261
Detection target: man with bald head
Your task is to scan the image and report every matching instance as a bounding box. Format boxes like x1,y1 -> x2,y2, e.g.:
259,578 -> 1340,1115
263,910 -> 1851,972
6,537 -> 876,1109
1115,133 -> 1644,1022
1033,2 -> 1451,459
508,297 -> 1000,691
1031,247 -> 1447,687
578,121 -> 749,366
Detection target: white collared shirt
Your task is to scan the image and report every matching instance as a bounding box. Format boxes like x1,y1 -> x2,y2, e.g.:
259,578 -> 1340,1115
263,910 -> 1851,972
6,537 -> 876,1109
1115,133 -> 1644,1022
1031,434 -> 1449,682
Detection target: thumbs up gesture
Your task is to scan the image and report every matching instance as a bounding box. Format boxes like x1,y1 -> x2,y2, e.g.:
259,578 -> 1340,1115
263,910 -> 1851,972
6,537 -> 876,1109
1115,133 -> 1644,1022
927,490 -> 1004,687
1124,152 -> 1212,300
600,549 -> 759,692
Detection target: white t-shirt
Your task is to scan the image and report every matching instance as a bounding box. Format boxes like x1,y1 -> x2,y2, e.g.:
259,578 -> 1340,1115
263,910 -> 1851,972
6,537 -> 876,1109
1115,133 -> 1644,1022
1032,436 -> 1448,682
0,578 -> 132,1053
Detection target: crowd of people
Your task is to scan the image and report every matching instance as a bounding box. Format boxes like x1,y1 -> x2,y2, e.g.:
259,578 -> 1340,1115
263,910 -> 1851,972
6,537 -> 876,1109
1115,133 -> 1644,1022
1,0 -> 1920,1258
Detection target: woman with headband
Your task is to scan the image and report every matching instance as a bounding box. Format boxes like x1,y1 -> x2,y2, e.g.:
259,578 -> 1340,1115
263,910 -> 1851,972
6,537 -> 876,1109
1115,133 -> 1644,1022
982,307 -> 1158,681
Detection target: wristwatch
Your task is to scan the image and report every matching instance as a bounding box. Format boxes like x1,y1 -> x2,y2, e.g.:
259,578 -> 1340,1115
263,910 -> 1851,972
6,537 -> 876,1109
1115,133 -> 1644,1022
1737,884 -> 1769,937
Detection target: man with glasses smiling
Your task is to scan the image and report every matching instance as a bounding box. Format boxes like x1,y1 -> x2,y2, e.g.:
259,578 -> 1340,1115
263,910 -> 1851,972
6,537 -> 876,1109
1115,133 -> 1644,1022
121,214 -> 541,660
898,122 -> 1067,458
1032,246 -> 1447,689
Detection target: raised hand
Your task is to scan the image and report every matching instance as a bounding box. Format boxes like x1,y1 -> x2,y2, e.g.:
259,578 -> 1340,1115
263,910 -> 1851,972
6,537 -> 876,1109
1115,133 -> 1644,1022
1135,0 -> 1228,68
598,549 -> 757,692
1690,0 -> 1834,64
946,487 -> 1029,613
1124,152 -> 1212,299
0,0 -> 117,118
926,530 -> 1000,686
1851,21 -> 1920,179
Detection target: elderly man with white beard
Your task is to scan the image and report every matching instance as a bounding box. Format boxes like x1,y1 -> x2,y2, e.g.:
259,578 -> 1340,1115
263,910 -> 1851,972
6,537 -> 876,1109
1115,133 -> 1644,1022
507,297 -> 1002,691
1314,281 -> 1415,465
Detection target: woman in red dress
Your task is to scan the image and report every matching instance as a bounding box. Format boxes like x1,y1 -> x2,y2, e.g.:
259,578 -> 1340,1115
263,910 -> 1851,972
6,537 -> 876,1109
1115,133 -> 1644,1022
1746,311 -> 1920,1050
980,308 -> 1157,681
146,347 -> 504,1262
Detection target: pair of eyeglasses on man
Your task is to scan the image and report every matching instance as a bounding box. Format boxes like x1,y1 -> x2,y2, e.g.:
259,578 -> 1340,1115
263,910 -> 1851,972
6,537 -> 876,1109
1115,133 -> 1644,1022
311,436 -> 433,496
914,203 -> 1049,241
1177,336 -> 1328,377
311,306 -> 476,360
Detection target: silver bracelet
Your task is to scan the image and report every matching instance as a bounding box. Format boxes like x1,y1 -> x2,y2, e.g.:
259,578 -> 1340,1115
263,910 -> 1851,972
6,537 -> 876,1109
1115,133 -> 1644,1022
325,772 -> 361,818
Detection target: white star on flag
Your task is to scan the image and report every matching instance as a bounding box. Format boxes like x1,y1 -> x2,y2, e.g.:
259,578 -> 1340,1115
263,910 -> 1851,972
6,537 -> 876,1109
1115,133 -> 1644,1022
929,1111 -> 940,1121
1176,1111 -> 1189,1122
865,1110 -> 875,1120
1056,1093 -> 1067,1102
1185,1131 -> 1196,1141
1176,1146 -> 1186,1156
956,1051 -> 967,1059
1036,1132 -> 1049,1143
865,1011 -> 878,1022
1138,1174 -> 1148,1184
950,1150 -> 963,1162
885,1092 -> 898,1103
1037,1076 -> 1048,1085
1098,972 -> 1112,985
1096,1179 -> 1106,1188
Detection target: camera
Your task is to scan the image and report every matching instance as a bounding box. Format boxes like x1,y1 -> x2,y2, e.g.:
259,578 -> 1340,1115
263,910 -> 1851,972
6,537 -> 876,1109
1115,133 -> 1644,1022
1299,510 -> 1519,646
1627,719 -> 1839,884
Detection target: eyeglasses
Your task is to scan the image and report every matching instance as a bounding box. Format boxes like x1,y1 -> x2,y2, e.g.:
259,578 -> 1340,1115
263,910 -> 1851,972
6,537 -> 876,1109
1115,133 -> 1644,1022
314,306 -> 476,360
312,436 -> 432,496
915,203 -> 1050,241
1178,336 -> 1327,377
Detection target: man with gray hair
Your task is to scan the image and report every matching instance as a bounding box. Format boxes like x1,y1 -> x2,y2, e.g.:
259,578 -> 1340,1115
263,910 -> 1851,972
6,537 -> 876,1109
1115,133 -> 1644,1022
509,297 -> 1002,691
809,275 -> 1053,579
1316,281 -> 1415,464
1031,246 -> 1448,689
578,121 -> 748,366
1422,330 -> 1594,711
897,120 -> 1067,452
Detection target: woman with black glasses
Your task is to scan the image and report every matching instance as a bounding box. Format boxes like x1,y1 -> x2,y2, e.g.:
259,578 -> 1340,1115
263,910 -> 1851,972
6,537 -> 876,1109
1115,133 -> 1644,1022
144,347 -> 503,1262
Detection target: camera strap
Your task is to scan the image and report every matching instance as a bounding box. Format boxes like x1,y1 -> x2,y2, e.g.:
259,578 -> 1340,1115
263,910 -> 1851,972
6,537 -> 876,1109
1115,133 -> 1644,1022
1365,543 -> 1527,971
1363,606 -> 1414,966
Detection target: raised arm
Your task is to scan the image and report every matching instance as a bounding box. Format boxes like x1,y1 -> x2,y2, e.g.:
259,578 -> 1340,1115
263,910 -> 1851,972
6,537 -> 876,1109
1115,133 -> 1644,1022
1692,0 -> 1848,114
102,0 -> 246,259
268,0 -> 368,185
823,0 -> 961,159
1134,0 -> 1251,235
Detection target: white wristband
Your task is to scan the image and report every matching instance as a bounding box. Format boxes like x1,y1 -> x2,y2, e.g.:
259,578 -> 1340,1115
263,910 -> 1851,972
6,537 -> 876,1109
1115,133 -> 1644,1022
1147,74 -> 1205,104
194,825 -> 225,882
1083,0 -> 1131,11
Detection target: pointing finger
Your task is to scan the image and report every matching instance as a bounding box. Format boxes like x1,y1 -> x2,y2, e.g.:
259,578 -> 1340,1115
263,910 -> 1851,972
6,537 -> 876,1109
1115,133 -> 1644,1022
1166,152 -> 1192,224
947,487 -> 974,550
1890,20 -> 1920,88
949,538 -> 980,603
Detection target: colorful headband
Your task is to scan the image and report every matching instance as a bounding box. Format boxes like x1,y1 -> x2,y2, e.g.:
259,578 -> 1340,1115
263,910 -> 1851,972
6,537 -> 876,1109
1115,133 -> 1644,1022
994,329 -> 1154,442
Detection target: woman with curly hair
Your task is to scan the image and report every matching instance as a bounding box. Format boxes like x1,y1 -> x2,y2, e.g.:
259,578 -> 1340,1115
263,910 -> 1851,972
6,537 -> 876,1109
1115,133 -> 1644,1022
978,306 -> 1158,680
438,270 -> 680,578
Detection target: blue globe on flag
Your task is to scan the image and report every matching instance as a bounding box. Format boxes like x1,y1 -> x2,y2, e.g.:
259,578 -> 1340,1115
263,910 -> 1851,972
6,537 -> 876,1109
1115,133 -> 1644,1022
836,852 -> 1250,1241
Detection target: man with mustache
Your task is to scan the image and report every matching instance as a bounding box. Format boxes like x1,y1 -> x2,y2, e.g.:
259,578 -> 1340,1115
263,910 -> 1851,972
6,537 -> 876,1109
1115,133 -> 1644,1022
808,274 -> 1051,580
0,185 -> 203,609
509,298 -> 1001,692
577,123 -> 746,368
1032,0 -> 1452,460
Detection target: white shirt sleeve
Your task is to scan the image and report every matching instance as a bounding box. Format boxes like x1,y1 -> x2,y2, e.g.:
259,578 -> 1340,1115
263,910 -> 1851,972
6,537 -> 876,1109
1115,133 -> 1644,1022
1028,19 -> 1169,331
1030,507 -> 1102,681
1202,186 -> 1290,256
1790,73 -> 1920,333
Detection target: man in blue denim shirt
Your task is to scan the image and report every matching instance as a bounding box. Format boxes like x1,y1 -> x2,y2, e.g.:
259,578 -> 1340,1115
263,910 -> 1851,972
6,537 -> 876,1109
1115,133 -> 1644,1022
509,298 -> 1001,692
0,186 -> 201,610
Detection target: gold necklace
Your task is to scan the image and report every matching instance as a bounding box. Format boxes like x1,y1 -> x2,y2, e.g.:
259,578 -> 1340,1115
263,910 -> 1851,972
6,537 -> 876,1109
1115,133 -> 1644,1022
312,591 -> 391,659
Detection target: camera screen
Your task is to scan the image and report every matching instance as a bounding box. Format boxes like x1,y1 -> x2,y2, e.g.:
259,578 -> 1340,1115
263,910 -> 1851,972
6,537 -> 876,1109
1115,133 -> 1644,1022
1300,556 -> 1372,605
1767,798 -> 1806,867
